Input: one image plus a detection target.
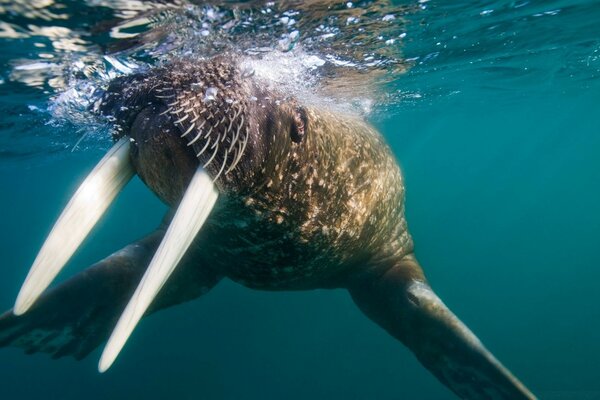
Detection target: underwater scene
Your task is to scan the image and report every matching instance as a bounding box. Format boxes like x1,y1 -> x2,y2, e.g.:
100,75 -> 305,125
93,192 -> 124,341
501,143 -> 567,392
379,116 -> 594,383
0,0 -> 599,399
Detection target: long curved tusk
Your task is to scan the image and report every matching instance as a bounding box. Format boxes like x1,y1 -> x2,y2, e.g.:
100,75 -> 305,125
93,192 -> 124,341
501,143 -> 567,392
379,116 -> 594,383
14,137 -> 135,316
98,167 -> 218,373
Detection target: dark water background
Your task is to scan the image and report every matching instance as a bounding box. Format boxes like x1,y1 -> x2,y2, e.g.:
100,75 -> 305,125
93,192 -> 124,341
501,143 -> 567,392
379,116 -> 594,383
1,1 -> 600,399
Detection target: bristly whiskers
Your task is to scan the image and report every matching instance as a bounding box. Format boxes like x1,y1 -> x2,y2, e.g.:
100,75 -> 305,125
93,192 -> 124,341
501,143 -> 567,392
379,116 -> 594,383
148,63 -> 251,183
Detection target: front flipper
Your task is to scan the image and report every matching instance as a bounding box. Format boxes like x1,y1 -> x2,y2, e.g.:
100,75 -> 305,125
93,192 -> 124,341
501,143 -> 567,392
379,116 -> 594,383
347,255 -> 536,399
0,229 -> 220,360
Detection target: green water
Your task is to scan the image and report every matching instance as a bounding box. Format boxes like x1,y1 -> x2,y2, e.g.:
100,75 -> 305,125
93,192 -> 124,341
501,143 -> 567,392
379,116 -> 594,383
1,1 -> 600,399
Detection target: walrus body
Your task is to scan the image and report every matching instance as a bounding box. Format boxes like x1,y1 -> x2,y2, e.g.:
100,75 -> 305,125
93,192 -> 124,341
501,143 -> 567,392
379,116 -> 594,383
100,58 -> 410,291
0,57 -> 536,399
185,106 -> 409,290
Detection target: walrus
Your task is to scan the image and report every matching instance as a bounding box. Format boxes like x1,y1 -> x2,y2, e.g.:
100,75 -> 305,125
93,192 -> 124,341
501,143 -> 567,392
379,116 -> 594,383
0,57 -> 536,399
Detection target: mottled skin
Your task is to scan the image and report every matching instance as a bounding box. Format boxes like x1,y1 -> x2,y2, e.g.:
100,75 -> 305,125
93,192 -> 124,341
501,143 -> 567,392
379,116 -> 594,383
202,107 -> 411,290
101,57 -> 411,290
0,57 -> 535,399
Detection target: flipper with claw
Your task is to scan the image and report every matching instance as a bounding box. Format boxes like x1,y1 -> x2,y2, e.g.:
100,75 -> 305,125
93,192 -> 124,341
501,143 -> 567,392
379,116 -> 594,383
347,255 -> 536,400
0,228 -> 220,361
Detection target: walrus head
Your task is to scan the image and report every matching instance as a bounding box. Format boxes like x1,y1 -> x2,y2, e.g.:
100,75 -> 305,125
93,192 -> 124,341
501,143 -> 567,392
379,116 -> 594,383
14,56 -> 311,371
99,56 -> 308,204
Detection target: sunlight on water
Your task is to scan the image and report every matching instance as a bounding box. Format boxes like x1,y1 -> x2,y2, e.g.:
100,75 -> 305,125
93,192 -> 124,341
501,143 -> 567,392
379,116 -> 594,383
0,0 -> 418,158
0,0 -> 598,157
1,0 -> 596,157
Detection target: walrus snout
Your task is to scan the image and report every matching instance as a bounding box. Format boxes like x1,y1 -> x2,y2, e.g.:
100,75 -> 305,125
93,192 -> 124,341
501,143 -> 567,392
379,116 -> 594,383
128,105 -> 200,205
97,57 -> 313,203
96,76 -> 201,205
97,59 -> 255,194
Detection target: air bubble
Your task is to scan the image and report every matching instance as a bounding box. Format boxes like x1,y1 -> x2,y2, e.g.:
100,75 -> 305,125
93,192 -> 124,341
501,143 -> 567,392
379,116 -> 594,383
203,87 -> 218,102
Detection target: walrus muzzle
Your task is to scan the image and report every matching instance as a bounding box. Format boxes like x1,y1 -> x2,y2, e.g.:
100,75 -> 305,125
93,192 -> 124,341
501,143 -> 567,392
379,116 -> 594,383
14,137 -> 219,372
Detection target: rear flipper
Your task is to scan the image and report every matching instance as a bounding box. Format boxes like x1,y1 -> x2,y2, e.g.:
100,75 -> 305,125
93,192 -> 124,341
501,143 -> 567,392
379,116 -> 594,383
0,228 -> 220,360
347,255 -> 536,400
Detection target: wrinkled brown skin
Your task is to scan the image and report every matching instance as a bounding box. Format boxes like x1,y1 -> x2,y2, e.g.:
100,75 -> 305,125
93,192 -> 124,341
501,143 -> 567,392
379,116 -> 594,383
0,58 -> 536,399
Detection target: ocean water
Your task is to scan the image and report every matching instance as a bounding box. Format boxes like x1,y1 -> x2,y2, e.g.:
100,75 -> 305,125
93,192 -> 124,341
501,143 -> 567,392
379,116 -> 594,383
0,1 -> 599,399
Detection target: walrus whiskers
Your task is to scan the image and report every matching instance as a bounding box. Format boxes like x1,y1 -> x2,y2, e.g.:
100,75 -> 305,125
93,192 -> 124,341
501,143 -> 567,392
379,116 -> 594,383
233,127 -> 249,167
210,133 -> 220,149
187,120 -> 207,144
174,114 -> 188,124
203,139 -> 220,168
213,149 -> 228,181
203,125 -> 213,140
226,113 -> 235,133
225,147 -> 239,175
159,107 -> 172,116
180,122 -> 195,138
196,136 -> 212,157
229,117 -> 244,152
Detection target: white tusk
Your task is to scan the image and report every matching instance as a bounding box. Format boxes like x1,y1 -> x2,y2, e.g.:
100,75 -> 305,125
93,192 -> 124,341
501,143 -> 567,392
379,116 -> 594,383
14,137 -> 134,316
98,167 -> 218,373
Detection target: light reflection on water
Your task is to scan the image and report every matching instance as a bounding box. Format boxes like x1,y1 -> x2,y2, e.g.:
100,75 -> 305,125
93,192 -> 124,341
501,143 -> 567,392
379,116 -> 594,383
0,0 -> 599,159
0,0 -> 411,90
0,0 -> 416,159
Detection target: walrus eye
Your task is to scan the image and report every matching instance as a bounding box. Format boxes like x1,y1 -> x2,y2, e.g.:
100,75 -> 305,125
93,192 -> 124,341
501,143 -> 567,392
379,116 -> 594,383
290,106 -> 307,143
